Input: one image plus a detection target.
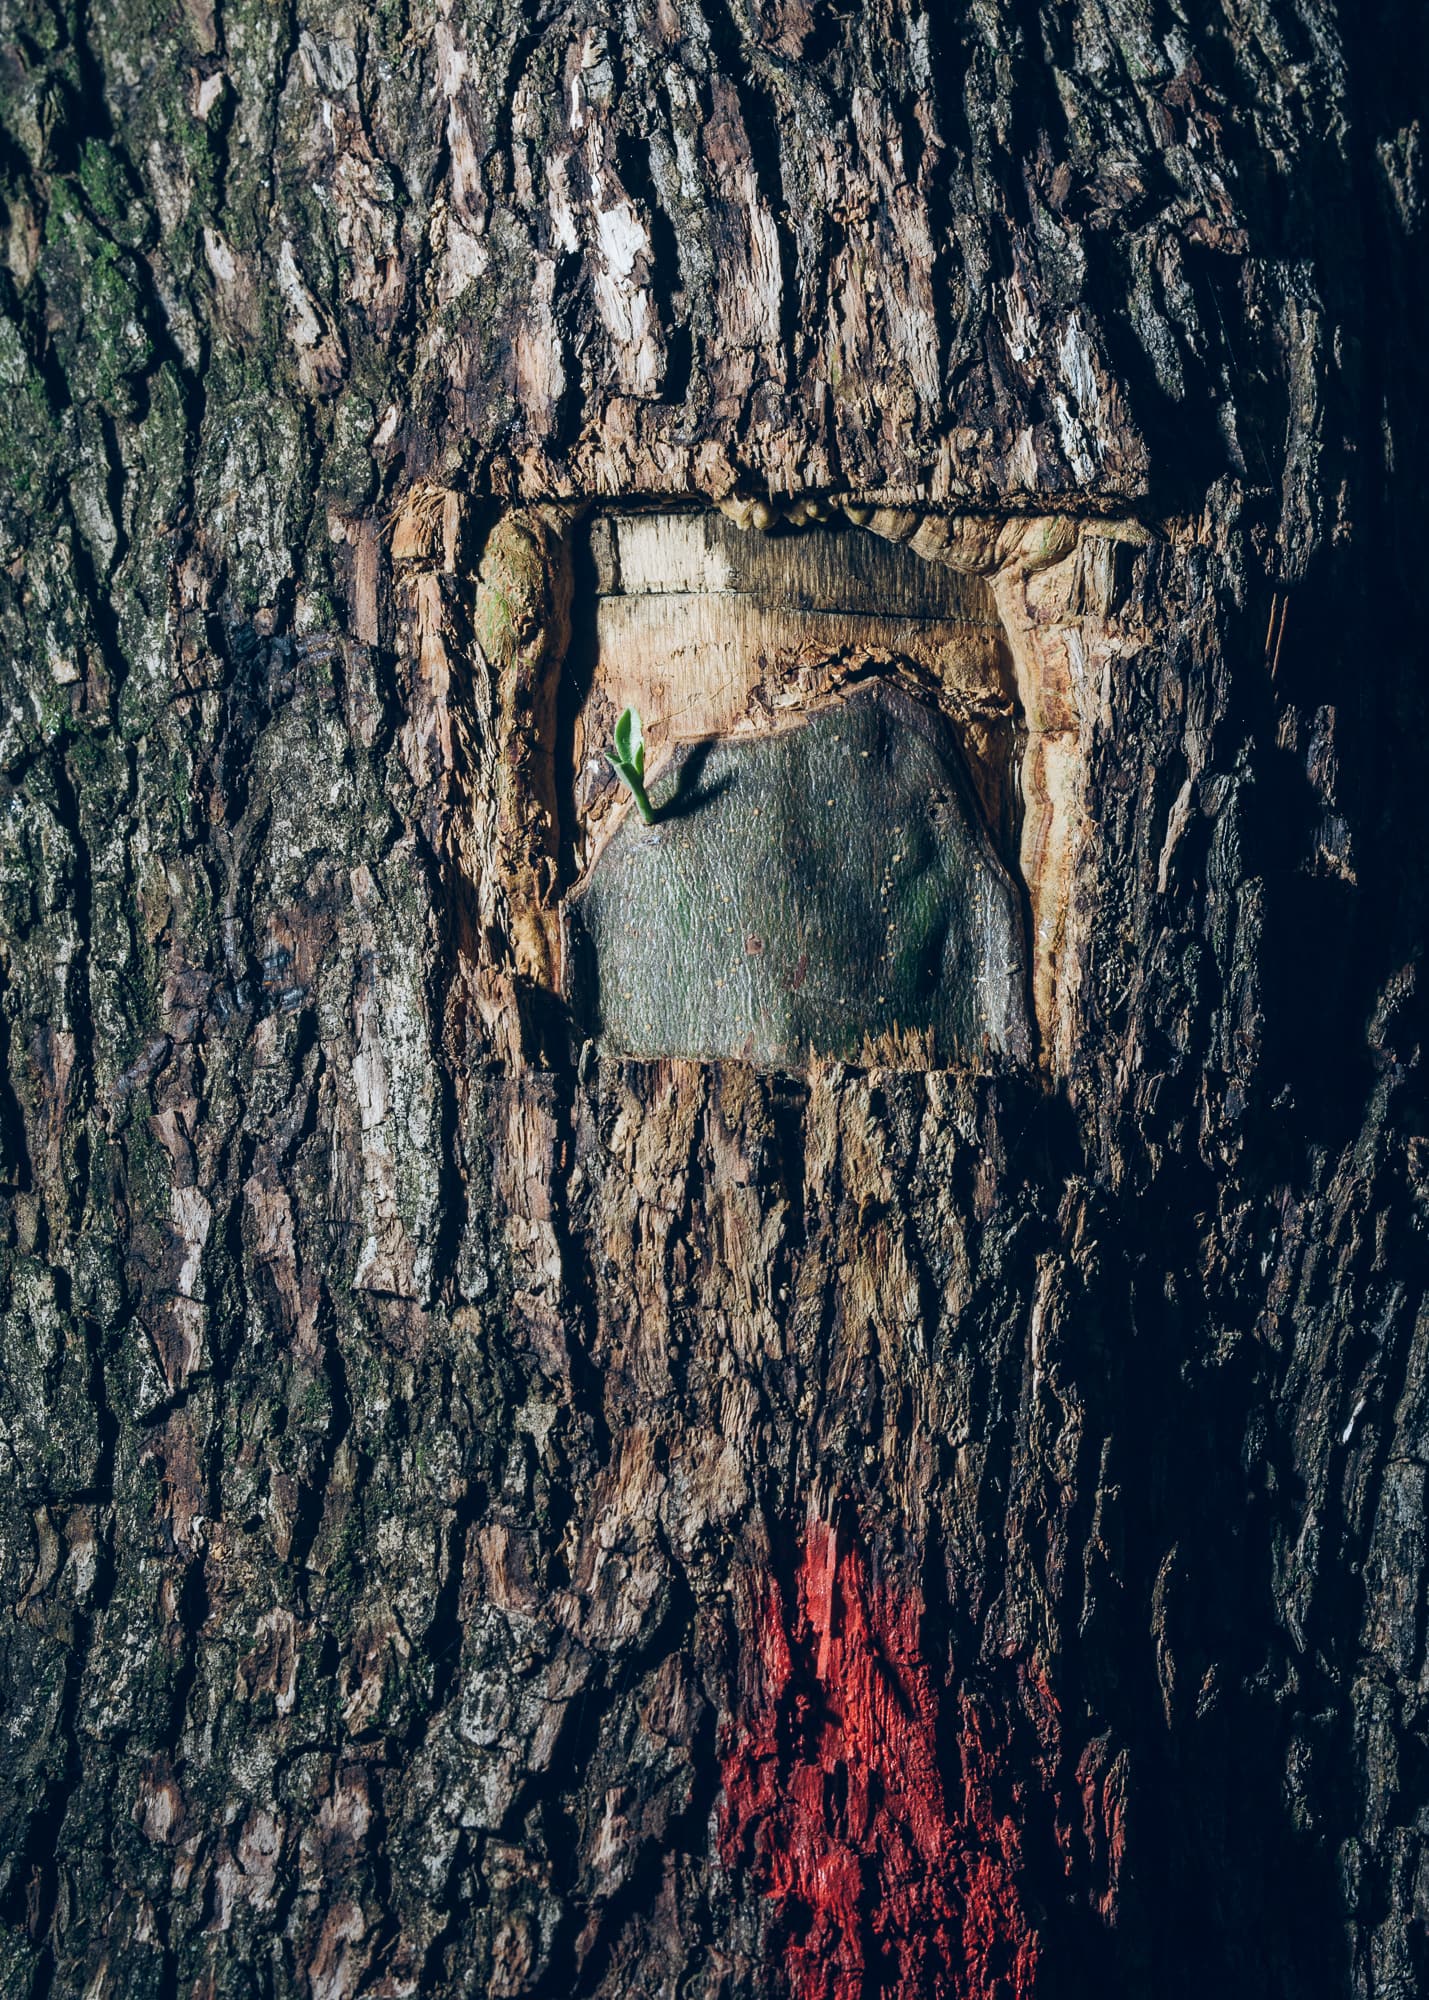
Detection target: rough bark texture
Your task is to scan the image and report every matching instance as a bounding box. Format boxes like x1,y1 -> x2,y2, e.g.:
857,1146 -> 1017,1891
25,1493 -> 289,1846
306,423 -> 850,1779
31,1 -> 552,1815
0,2 -> 1425,1998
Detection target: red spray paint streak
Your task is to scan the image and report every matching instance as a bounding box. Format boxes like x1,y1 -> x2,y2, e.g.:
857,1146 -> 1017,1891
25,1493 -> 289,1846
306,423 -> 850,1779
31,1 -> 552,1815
719,1520 -> 1040,2000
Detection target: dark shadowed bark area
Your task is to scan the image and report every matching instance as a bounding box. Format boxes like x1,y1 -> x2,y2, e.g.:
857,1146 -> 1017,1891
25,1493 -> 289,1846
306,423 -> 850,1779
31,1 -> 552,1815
0,0 -> 1425,1995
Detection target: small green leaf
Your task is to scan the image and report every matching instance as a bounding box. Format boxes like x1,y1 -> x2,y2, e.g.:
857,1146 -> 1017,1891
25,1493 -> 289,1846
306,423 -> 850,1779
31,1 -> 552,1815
607,706 -> 656,824
613,706 -> 643,772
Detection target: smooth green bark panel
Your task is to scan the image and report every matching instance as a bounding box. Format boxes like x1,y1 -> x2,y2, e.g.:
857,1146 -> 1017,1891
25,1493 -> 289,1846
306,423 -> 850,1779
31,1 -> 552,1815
567,683 -> 1030,1068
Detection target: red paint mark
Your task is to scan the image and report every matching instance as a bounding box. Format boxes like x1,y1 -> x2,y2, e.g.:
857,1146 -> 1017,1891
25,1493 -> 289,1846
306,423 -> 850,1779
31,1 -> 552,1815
720,1521 -> 1040,1999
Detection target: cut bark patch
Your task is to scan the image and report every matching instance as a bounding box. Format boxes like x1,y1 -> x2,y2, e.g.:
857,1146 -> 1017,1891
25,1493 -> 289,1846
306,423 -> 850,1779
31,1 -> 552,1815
564,682 -> 1030,1068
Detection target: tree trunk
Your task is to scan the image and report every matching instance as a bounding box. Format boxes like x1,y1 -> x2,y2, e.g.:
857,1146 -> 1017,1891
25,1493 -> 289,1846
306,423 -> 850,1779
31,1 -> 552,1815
0,2 -> 1425,1997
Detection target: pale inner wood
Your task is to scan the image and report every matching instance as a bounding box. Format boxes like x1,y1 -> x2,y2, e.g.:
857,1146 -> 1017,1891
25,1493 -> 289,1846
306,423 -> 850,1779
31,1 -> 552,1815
570,511 -> 1012,876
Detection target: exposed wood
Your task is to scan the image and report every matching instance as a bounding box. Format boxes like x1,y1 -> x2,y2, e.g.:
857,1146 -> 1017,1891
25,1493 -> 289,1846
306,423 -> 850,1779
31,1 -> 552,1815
571,509 -> 1013,869
570,507 -> 1157,1067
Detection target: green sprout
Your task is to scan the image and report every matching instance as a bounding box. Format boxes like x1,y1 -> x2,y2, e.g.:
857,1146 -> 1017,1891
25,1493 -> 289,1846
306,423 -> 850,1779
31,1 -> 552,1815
606,705 -> 656,824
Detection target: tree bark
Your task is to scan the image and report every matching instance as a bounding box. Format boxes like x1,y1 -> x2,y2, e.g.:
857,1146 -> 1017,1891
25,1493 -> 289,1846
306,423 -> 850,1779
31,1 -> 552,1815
0,2 -> 1425,1997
